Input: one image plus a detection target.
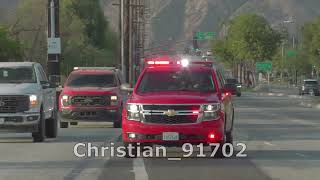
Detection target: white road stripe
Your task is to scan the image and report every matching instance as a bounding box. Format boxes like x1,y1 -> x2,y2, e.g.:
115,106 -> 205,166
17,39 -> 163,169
296,153 -> 307,158
290,119 -> 317,125
263,141 -> 275,146
168,158 -> 182,161
133,158 -> 148,180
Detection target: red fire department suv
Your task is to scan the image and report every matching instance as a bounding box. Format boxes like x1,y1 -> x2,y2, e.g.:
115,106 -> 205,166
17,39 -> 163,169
59,67 -> 124,128
121,55 -> 235,157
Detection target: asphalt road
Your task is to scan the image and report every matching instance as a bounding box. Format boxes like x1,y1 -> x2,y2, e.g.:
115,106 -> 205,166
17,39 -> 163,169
0,93 -> 320,180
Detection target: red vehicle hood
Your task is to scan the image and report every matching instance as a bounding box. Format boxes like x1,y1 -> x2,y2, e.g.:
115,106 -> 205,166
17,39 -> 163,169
129,92 -> 220,104
62,87 -> 118,96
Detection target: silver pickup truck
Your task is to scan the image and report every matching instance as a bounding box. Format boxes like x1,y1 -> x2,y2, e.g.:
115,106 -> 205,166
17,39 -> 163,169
0,62 -> 57,142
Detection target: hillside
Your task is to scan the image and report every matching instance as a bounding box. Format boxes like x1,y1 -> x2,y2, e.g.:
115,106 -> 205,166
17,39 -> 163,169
2,0 -> 320,50
102,0 -> 320,50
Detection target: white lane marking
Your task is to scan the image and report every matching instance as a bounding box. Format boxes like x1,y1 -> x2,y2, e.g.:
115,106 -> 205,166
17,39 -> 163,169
296,153 -> 307,158
133,158 -> 148,180
263,141 -> 275,146
290,119 -> 316,125
167,158 -> 182,161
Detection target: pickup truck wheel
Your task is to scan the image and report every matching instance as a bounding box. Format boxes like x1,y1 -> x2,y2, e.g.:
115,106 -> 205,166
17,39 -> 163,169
113,121 -> 121,128
60,122 -> 69,128
32,109 -> 46,142
45,110 -> 58,138
113,113 -> 122,128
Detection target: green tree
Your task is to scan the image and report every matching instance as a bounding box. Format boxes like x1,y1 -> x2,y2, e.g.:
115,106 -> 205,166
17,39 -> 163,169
67,0 -> 115,50
0,26 -> 21,61
213,14 -> 281,85
7,0 -> 118,76
301,17 -> 320,76
212,39 -> 234,68
59,0 -> 117,76
228,14 -> 281,62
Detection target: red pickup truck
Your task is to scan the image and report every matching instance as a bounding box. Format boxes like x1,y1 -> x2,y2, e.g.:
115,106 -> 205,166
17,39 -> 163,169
59,67 -> 124,128
121,55 -> 235,157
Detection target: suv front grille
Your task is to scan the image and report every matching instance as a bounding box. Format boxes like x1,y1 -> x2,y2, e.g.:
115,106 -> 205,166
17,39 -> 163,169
0,95 -> 29,113
144,115 -> 198,124
71,96 -> 109,106
143,105 -> 200,111
141,104 -> 200,125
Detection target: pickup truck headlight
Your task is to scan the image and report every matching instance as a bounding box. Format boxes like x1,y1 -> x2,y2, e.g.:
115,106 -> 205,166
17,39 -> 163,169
61,95 -> 71,107
29,95 -> 38,108
126,104 -> 142,121
110,95 -> 119,106
199,103 -> 221,121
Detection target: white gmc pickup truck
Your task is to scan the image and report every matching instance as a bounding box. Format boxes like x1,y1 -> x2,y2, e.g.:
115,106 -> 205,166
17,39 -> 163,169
0,62 -> 57,142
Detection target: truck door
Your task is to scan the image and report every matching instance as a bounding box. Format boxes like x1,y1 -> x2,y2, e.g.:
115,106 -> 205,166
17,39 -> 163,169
36,65 -> 55,119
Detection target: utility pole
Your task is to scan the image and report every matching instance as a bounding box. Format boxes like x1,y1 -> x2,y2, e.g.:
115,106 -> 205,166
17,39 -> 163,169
47,0 -> 61,86
120,0 -> 125,83
115,0 -> 147,84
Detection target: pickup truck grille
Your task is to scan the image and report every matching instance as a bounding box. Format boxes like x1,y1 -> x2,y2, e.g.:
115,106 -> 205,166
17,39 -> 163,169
142,104 -> 200,124
0,95 -> 29,113
71,96 -> 109,106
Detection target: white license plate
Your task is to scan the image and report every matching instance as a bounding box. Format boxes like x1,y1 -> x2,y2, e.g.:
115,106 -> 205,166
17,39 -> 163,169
162,132 -> 179,141
0,118 -> 4,125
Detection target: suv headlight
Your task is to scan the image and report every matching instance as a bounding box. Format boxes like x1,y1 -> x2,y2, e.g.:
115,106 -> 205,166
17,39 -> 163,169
126,104 -> 142,121
199,103 -> 221,121
29,95 -> 38,108
61,95 -> 71,107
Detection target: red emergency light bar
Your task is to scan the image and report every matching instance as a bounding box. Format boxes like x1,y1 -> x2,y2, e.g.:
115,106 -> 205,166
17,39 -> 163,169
147,60 -> 170,65
143,55 -> 215,69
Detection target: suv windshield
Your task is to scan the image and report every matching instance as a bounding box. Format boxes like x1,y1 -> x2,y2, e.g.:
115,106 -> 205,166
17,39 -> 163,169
66,74 -> 116,88
0,67 -> 36,83
137,70 -> 216,93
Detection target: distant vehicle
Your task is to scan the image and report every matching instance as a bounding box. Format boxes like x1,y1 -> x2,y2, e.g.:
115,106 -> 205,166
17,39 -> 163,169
59,67 -> 125,128
225,78 -> 242,97
121,55 -> 235,158
299,79 -> 319,96
206,50 -> 213,56
0,62 -> 57,142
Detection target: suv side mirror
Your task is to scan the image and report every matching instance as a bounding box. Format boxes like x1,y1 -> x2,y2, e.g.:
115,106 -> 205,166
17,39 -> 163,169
120,83 -> 134,92
40,81 -> 51,89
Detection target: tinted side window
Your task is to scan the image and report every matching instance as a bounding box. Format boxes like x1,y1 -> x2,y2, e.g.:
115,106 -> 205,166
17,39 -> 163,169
216,70 -> 225,90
